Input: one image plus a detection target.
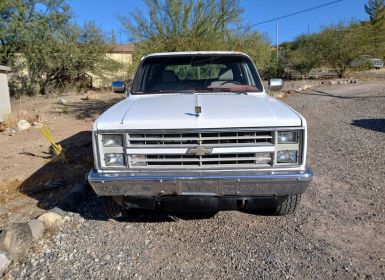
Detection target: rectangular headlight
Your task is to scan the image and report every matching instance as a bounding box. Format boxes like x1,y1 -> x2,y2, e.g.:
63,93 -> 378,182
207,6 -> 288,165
277,150 -> 297,163
104,153 -> 125,166
102,134 -> 123,147
278,131 -> 298,144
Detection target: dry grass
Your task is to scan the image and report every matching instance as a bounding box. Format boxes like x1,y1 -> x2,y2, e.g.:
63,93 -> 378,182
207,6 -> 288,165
1,110 -> 43,129
0,122 -> 7,132
0,180 -> 23,204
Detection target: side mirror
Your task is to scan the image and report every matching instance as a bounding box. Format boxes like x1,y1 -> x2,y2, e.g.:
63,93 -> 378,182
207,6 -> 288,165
111,80 -> 126,93
268,78 -> 283,92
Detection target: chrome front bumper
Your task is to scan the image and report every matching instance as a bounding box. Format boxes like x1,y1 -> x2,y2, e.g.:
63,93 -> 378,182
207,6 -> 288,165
88,169 -> 313,197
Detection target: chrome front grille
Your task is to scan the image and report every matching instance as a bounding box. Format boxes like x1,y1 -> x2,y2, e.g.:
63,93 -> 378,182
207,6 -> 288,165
128,131 -> 273,147
142,153 -> 272,167
126,130 -> 275,169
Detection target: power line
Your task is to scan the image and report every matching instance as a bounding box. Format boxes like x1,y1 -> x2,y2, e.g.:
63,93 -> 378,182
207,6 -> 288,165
250,0 -> 346,27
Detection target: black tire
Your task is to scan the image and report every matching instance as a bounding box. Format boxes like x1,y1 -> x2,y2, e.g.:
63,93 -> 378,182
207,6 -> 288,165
274,194 -> 301,215
104,196 -> 126,219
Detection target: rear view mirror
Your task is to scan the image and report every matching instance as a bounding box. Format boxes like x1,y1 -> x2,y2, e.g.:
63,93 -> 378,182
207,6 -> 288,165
111,80 -> 126,93
268,78 -> 283,92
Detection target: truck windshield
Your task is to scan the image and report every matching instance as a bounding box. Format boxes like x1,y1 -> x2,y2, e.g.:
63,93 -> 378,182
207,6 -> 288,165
132,54 -> 264,94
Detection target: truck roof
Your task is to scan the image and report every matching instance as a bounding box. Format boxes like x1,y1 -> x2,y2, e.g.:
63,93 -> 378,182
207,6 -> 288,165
142,51 -> 250,60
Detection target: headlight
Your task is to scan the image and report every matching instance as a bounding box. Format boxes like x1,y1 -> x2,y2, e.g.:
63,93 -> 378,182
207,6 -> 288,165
278,131 -> 298,144
104,153 -> 125,166
102,134 -> 123,147
277,150 -> 297,163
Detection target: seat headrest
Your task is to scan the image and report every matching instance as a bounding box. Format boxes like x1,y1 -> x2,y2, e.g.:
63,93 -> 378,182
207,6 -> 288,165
161,70 -> 179,82
218,68 -> 233,81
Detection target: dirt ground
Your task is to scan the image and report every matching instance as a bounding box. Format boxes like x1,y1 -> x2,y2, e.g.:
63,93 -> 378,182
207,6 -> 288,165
1,80 -> 385,279
0,92 -> 124,227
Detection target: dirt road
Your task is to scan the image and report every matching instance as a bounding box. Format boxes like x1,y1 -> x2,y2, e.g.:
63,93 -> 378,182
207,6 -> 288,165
3,81 -> 385,279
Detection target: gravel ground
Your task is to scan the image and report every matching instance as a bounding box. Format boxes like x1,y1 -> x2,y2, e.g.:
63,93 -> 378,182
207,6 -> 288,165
4,81 -> 385,279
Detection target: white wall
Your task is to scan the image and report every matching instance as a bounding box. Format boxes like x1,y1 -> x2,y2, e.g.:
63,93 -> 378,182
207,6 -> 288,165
0,66 -> 11,122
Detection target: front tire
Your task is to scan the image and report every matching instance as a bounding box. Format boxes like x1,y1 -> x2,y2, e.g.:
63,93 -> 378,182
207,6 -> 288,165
274,194 -> 301,215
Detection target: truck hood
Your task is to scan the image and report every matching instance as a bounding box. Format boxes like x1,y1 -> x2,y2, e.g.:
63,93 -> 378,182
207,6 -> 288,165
95,93 -> 302,130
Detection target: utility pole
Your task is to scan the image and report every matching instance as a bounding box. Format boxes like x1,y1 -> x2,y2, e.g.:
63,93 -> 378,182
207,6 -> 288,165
221,0 -> 225,33
276,20 -> 279,62
112,30 -> 116,45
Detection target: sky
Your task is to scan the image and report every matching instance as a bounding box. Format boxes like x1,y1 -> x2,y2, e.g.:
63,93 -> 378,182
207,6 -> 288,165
67,0 -> 370,44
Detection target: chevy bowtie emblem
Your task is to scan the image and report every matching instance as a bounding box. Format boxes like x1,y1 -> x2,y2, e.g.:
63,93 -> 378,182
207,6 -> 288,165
186,146 -> 213,156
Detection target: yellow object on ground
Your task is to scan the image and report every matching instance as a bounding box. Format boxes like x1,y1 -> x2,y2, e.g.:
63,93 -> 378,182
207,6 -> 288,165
40,126 -> 65,158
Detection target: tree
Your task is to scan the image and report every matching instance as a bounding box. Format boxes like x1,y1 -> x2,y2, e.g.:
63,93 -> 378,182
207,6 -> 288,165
365,0 -> 385,21
1,0 -> 120,95
121,0 -> 270,77
229,32 -> 271,71
316,23 -> 370,78
284,34 -> 321,77
22,22 -> 120,94
262,55 -> 285,79
364,0 -> 385,57
121,0 -> 273,77
122,0 -> 242,50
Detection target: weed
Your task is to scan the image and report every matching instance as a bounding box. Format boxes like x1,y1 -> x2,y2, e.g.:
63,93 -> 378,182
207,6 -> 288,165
62,105 -> 69,114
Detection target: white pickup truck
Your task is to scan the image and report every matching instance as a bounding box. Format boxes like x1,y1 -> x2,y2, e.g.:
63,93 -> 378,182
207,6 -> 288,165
88,51 -> 313,217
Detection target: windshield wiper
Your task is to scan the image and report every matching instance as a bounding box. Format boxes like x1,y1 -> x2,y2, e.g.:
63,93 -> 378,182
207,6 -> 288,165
139,89 -> 248,95
139,89 -> 196,94
159,89 -> 197,94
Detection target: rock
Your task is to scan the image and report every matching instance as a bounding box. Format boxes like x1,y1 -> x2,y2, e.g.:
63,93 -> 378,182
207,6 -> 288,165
81,93 -> 98,101
303,84 -> 313,90
16,120 -> 31,131
0,223 -> 33,262
295,84 -> 313,93
286,89 -> 296,94
28,220 -> 45,240
32,122 -> 43,128
330,80 -> 338,85
59,98 -> 67,105
320,81 -> 332,85
49,207 -> 68,217
273,93 -> 284,99
0,251 -> 11,276
37,212 -> 64,229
